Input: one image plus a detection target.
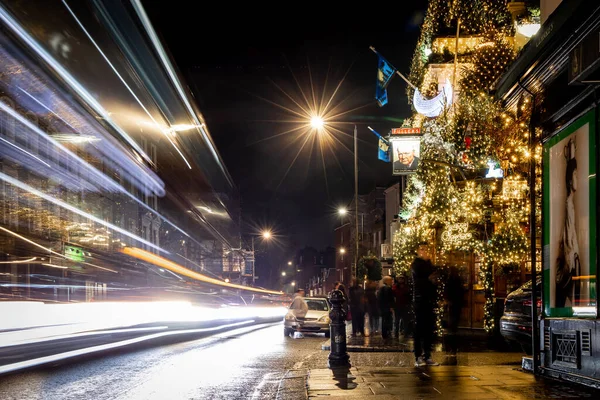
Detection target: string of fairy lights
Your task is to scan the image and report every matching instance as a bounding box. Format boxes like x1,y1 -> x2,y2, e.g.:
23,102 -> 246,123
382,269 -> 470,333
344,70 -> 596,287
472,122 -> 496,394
394,0 -> 541,333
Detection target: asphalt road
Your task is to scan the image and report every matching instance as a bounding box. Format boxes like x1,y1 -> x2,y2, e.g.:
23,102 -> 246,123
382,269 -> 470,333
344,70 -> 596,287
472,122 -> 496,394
0,322 -> 323,400
0,322 -> 530,400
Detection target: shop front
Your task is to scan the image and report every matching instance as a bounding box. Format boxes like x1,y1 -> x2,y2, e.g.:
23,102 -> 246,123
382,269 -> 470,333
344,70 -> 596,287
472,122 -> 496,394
495,0 -> 600,387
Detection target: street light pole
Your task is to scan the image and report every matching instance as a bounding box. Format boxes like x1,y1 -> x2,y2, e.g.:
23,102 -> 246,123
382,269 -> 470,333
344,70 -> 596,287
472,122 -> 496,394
251,236 -> 255,284
354,125 -> 359,279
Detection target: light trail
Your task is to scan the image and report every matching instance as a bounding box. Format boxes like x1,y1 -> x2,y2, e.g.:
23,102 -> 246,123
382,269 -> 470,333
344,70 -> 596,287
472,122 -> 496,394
0,4 -> 154,168
121,247 -> 284,296
0,172 -> 162,252
62,0 -> 192,170
0,226 -> 118,273
130,0 -> 234,183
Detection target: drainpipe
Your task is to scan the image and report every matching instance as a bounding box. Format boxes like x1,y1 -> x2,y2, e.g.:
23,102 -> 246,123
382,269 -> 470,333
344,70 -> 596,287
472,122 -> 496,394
517,80 -> 539,373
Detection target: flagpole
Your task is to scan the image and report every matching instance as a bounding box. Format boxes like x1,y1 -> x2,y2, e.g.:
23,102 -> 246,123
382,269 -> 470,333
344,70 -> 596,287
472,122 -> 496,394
354,125 -> 359,280
370,46 -> 416,89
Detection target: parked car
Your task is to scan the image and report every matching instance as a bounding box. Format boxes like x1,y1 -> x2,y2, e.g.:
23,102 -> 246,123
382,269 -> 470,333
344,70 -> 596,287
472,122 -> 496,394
283,296 -> 331,337
500,276 -> 542,354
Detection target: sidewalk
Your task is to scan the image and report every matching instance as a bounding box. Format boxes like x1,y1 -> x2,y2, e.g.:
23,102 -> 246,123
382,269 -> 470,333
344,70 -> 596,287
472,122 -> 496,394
322,324 -> 505,354
306,365 -> 599,399
308,325 -> 600,399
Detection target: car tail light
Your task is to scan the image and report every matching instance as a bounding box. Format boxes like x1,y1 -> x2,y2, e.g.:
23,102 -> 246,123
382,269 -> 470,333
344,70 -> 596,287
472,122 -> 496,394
523,299 -> 542,309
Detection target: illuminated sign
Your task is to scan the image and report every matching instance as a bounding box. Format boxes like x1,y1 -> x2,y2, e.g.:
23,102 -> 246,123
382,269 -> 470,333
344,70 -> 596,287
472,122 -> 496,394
391,136 -> 421,175
64,245 -> 85,262
391,127 -> 421,135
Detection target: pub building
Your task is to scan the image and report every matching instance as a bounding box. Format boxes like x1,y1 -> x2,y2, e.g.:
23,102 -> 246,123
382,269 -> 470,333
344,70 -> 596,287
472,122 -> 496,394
495,0 -> 600,388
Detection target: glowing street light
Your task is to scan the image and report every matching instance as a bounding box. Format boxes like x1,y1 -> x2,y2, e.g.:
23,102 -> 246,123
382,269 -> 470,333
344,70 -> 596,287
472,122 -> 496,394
310,115 -> 325,130
340,248 -> 346,255
262,230 -> 272,239
338,207 -> 347,216
291,281 -> 296,287
281,271 -> 286,277
288,261 -> 292,266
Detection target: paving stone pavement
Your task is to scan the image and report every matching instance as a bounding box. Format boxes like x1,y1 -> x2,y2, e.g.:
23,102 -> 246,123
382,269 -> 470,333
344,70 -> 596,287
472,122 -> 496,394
306,365 -> 600,399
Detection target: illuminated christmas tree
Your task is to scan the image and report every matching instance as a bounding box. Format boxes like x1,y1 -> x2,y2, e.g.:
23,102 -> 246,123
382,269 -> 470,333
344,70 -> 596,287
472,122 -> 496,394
394,0 -> 541,333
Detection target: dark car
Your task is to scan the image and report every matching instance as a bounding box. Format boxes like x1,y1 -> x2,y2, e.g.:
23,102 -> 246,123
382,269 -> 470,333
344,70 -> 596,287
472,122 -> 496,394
500,277 -> 541,354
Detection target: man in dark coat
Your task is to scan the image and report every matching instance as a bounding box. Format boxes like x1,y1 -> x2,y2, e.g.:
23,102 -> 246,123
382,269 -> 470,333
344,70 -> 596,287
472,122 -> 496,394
411,243 -> 439,366
378,276 -> 395,339
392,275 -> 411,337
348,277 -> 365,336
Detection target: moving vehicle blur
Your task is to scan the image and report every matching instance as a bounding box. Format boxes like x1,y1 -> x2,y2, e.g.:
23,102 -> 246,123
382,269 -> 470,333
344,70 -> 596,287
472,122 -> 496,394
500,277 -> 541,354
283,296 -> 331,337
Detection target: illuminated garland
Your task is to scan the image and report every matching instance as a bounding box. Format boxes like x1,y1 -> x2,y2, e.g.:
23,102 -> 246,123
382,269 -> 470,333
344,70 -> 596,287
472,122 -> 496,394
397,0 -> 543,334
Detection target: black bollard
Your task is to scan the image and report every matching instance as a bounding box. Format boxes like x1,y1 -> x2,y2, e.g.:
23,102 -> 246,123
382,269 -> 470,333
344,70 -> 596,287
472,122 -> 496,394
327,289 -> 350,368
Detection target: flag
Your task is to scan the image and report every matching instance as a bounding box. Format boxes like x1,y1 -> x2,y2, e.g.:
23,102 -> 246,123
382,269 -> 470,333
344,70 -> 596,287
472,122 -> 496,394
368,126 -> 390,162
378,137 -> 390,162
375,53 -> 397,107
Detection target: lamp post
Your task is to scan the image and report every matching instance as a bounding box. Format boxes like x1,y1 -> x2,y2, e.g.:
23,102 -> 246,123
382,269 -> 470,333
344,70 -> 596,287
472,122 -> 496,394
251,230 -> 272,284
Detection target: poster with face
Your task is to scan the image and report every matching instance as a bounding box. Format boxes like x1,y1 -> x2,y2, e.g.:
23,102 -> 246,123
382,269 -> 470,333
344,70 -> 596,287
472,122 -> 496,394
544,111 -> 596,317
391,137 -> 420,175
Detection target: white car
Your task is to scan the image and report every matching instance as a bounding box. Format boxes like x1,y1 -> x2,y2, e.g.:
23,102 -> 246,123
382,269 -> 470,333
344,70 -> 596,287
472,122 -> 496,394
283,296 -> 331,337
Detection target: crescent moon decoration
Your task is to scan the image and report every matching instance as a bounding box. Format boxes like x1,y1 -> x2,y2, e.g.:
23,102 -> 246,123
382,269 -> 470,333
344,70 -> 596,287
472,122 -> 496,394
413,79 -> 454,118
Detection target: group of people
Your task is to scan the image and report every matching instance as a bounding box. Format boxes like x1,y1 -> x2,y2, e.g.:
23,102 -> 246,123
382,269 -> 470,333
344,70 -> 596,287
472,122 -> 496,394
338,275 -> 410,340
334,242 -> 465,367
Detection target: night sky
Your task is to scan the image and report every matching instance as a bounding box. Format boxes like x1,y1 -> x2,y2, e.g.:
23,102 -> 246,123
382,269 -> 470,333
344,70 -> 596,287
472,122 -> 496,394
143,2 -> 428,261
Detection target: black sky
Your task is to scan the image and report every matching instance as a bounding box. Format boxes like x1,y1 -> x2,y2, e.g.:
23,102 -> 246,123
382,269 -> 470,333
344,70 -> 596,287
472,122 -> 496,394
142,2 -> 428,255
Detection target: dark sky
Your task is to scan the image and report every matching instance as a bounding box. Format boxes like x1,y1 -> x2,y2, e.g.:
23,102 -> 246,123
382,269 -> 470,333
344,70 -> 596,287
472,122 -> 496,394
143,3 -> 428,255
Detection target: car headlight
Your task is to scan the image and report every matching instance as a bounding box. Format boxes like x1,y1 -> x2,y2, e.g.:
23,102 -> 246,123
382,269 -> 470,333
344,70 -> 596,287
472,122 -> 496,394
318,315 -> 330,323
285,314 -> 297,321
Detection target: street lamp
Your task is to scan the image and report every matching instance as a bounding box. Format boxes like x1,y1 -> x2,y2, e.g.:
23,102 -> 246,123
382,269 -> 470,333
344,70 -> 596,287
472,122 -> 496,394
288,261 -> 292,266
338,207 -> 347,216
281,271 -> 286,276
251,229 -> 273,285
310,115 -> 325,130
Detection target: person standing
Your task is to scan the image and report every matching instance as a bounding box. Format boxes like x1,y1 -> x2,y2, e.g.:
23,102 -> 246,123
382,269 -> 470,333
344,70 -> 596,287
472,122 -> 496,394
392,275 -> 410,337
348,277 -> 365,336
378,276 -> 395,339
411,243 -> 439,367
443,266 -> 465,364
365,280 -> 380,334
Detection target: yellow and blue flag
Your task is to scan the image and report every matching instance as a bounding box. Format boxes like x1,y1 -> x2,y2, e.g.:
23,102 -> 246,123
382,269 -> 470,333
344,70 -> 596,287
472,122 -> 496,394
375,54 -> 397,107
368,126 -> 390,162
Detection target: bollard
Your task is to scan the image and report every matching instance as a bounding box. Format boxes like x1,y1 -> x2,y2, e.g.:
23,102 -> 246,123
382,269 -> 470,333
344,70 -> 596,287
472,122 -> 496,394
327,289 -> 350,368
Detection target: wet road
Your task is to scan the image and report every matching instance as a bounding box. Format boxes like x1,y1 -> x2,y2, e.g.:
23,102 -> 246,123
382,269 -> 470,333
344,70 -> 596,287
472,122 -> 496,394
0,322 -> 324,400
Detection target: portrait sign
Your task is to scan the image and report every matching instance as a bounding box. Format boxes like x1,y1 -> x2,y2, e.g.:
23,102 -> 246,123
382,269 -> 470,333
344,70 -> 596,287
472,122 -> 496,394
391,136 -> 421,175
543,110 -> 597,318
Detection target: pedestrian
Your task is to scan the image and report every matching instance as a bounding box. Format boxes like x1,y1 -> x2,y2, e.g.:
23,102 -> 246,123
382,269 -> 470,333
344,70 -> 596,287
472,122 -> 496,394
365,280 -> 380,334
411,242 -> 439,367
348,277 -> 365,336
378,276 -> 395,339
443,265 -> 465,364
293,288 -> 305,299
392,275 -> 411,337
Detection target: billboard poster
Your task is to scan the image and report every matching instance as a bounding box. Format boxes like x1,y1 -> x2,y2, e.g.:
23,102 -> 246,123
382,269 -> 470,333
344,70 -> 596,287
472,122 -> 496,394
543,110 -> 597,318
391,136 -> 421,175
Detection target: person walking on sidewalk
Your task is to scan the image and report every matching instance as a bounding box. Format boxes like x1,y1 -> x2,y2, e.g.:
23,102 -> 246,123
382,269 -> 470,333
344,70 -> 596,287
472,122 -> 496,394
378,276 -> 395,339
392,275 -> 410,337
411,243 -> 439,367
348,277 -> 365,336
443,265 -> 465,364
